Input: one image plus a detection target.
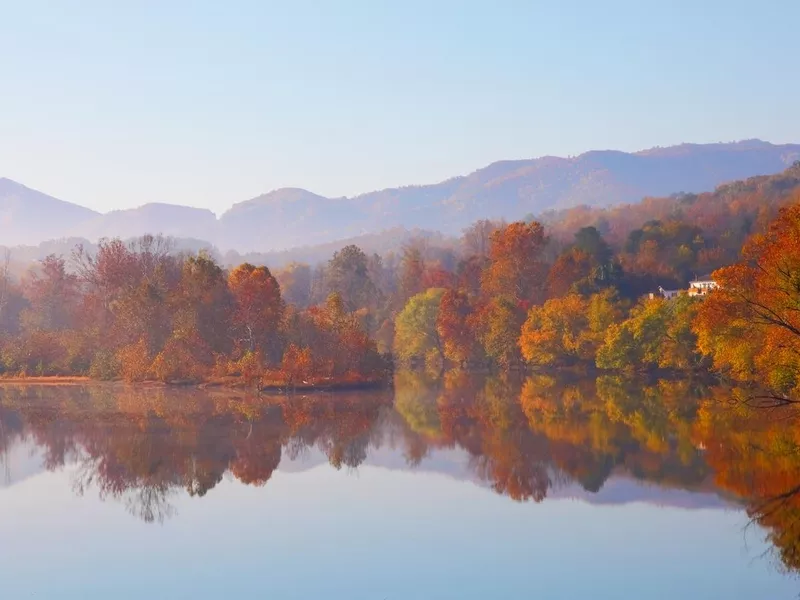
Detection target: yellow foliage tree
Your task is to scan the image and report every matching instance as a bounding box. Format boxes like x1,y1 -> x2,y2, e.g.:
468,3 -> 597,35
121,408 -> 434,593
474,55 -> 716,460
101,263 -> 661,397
116,338 -> 151,382
519,290 -> 621,366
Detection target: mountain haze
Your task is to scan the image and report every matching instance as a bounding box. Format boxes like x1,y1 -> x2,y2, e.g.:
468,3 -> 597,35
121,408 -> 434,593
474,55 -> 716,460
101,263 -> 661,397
75,203 -> 218,243
0,178 -> 100,246
2,140 -> 798,252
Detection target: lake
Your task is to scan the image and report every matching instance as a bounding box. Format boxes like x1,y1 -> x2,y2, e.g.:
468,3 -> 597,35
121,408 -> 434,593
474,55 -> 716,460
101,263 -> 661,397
0,374 -> 798,599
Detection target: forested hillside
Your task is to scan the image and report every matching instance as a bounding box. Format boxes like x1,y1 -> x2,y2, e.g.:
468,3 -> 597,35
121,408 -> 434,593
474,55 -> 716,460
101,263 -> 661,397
543,161 -> 800,245
1,163 -> 799,389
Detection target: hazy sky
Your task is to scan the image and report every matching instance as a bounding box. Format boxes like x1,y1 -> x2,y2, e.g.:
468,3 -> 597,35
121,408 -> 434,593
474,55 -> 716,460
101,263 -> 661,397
1,0 -> 798,215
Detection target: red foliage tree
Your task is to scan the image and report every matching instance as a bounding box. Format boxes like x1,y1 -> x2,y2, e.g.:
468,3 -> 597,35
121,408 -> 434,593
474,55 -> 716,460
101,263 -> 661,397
228,263 -> 284,363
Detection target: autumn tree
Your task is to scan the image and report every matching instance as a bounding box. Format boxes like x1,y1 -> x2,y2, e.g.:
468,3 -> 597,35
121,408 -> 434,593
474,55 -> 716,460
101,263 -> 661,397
694,202 -> 800,399
622,219 -> 708,284
0,251 -> 26,336
309,263 -> 328,305
116,338 -> 151,382
546,226 -> 623,300
436,288 -> 480,365
113,247 -> 180,353
289,293 -> 387,382
367,252 -> 396,300
482,221 -> 548,307
175,253 -> 233,354
421,264 -> 455,290
519,291 -> 621,366
73,238 -> 138,319
73,235 -> 179,354
456,255 -> 488,298
398,244 -> 426,303
472,223 -> 552,368
462,219 -> 505,258
394,288 -> 446,368
275,262 -> 312,308
279,343 -> 314,386
327,245 -> 379,311
545,249 -> 595,299
228,263 -> 284,363
21,254 -> 79,331
598,295 -> 702,371
573,226 -> 613,264
476,296 -> 525,368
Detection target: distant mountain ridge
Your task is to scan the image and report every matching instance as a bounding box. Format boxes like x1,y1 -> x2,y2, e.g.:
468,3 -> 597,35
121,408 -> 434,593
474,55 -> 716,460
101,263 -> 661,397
0,178 -> 100,246
2,139 -> 799,251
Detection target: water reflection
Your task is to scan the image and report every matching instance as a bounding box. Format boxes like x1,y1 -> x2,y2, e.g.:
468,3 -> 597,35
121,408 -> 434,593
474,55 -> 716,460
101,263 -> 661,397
0,374 -> 799,574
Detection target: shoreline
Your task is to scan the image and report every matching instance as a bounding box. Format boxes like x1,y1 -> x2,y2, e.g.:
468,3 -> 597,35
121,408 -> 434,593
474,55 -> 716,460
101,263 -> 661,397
0,376 -> 94,385
0,368 -> 718,388
0,375 -> 392,393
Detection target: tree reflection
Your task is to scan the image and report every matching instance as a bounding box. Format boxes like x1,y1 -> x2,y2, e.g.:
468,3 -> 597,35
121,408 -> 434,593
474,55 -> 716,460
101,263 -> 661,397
0,385 -> 396,523
1,377 -> 800,575
693,396 -> 800,572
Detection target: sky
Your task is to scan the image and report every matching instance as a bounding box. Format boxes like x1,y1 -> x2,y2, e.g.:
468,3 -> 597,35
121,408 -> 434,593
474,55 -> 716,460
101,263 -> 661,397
0,0 -> 798,215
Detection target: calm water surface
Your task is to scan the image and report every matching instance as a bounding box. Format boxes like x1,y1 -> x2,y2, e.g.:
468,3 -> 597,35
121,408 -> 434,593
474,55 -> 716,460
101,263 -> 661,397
0,374 -> 798,599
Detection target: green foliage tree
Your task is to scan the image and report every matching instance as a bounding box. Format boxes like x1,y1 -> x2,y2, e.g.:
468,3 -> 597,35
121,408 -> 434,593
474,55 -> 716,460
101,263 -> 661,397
574,226 -> 612,264
394,288 -> 445,367
597,295 -> 703,370
327,245 -> 380,311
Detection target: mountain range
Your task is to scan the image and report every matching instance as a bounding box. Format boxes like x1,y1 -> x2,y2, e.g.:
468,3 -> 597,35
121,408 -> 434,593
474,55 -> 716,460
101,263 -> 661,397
2,139 -> 799,252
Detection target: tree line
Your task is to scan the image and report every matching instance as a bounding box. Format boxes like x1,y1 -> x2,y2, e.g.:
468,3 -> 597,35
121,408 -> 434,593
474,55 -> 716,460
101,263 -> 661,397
0,163 -> 799,390
0,235 -> 387,385
389,163 -> 800,404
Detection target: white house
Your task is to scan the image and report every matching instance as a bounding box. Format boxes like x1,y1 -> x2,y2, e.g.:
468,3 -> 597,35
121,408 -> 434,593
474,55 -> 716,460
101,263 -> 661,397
688,276 -> 718,297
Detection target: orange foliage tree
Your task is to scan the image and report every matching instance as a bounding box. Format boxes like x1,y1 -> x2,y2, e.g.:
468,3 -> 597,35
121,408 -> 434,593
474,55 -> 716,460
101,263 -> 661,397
481,221 -> 548,308
694,203 -> 800,400
280,343 -> 314,386
116,339 -> 151,382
